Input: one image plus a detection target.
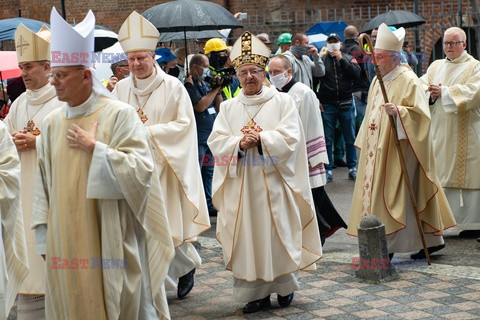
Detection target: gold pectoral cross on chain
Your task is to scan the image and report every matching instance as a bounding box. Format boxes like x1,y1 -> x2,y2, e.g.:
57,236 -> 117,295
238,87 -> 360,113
25,120 -> 41,136
241,119 -> 263,134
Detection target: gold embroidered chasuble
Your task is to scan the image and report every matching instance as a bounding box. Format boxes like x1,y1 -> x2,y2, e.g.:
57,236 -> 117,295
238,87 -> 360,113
32,95 -> 174,319
348,65 -> 456,236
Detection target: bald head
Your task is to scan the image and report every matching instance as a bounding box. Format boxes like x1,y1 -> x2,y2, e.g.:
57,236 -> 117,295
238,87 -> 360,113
344,26 -> 359,39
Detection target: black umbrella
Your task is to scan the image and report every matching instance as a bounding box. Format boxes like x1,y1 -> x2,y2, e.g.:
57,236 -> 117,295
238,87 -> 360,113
158,30 -> 224,43
143,0 -> 243,75
143,0 -> 243,32
361,10 -> 425,33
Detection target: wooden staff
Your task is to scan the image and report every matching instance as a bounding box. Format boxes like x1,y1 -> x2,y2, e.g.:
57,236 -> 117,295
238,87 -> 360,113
358,33 -> 431,265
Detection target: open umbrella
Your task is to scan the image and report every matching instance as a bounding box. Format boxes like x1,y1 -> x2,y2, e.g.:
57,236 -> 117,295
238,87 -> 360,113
0,17 -> 49,41
94,25 -> 118,52
361,10 -> 425,33
158,30 -> 224,43
306,21 -> 347,51
0,51 -> 21,105
143,0 -> 243,75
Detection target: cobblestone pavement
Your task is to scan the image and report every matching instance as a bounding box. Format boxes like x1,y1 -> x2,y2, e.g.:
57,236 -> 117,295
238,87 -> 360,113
170,167 -> 480,319
168,237 -> 480,320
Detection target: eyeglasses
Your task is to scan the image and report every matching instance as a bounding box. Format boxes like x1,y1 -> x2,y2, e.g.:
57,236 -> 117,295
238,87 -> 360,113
237,69 -> 264,78
443,41 -> 464,47
48,68 -> 85,81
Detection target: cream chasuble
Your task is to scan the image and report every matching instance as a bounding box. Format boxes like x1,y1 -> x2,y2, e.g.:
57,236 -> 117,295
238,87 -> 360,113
208,86 -> 322,286
288,82 -> 328,188
32,94 -> 174,319
3,82 -> 60,294
348,65 -> 456,238
113,64 -> 210,247
0,121 -> 28,318
420,52 -> 480,228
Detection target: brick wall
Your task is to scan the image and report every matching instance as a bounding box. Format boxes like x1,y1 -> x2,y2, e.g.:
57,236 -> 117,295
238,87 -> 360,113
1,0 -> 478,71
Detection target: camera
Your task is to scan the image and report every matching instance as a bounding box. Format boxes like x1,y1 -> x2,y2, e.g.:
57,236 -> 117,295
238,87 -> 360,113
204,66 -> 236,88
239,12 -> 248,20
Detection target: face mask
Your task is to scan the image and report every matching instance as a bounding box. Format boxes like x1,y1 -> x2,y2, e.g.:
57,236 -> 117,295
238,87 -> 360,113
270,71 -> 290,89
200,67 -> 210,80
290,45 -> 308,57
327,43 -> 341,52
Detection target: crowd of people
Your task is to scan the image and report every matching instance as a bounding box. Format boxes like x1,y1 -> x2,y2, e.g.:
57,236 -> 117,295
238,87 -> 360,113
0,6 -> 479,319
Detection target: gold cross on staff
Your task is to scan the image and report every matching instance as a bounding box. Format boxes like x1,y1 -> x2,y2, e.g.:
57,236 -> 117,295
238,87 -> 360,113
137,108 -> 148,124
16,35 -> 30,56
241,119 -> 263,134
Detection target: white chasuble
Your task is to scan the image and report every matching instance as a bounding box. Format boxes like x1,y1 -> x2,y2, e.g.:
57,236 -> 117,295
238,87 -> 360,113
208,86 -> 322,285
113,64 -> 210,247
3,82 -> 61,294
0,121 -> 28,318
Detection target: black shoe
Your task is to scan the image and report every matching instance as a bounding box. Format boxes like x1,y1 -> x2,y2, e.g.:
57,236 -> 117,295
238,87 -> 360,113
410,244 -> 445,259
278,292 -> 294,307
459,230 -> 480,238
177,268 -> 195,299
389,253 -> 394,260
477,238 -> 480,243
242,295 -> 271,314
334,158 -> 348,167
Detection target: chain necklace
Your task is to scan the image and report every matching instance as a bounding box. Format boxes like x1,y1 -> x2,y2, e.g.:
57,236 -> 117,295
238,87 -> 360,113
133,92 -> 152,124
24,101 -> 45,136
241,102 -> 266,134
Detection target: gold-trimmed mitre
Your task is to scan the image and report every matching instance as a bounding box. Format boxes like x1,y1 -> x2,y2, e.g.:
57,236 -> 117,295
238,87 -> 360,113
118,11 -> 159,53
230,31 -> 271,70
15,24 -> 51,63
375,23 -> 405,52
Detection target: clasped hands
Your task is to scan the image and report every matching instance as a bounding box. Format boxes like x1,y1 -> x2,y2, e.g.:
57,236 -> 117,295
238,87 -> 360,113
66,122 -> 98,154
12,130 -> 37,152
239,129 -> 261,151
428,83 -> 442,100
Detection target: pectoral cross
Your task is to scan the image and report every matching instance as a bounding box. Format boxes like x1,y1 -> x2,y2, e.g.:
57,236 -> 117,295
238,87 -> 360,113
25,120 -> 41,136
241,119 -> 263,134
137,108 -> 148,124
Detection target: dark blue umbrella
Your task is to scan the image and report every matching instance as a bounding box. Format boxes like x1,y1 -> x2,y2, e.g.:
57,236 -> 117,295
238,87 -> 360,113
0,17 -> 49,42
306,21 -> 347,51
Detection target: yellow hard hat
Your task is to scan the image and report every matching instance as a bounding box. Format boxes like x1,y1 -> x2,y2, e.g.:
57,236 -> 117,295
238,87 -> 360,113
204,38 -> 228,55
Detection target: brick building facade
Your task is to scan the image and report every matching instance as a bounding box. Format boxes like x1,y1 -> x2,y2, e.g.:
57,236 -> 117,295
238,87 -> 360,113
1,0 -> 479,71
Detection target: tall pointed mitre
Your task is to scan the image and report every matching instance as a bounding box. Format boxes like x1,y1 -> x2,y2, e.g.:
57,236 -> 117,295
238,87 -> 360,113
118,11 -> 159,53
230,31 -> 271,70
50,7 -> 95,67
15,24 -> 51,63
375,23 -> 405,52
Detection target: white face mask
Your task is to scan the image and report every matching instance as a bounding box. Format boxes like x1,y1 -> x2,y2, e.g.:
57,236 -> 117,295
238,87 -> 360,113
270,71 -> 290,89
200,67 -> 210,80
327,43 -> 341,52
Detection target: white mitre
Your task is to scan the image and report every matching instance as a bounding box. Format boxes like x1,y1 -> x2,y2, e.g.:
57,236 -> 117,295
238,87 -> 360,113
118,11 -> 159,53
50,7 -> 95,67
15,24 -> 51,63
375,23 -> 405,52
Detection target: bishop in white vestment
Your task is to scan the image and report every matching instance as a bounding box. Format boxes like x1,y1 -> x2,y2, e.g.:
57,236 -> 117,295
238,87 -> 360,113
3,23 -> 60,319
208,32 -> 322,314
114,11 -> 210,299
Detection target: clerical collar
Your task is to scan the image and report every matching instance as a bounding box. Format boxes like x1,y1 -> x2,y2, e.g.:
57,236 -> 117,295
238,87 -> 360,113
280,79 -> 296,93
446,51 -> 467,62
66,92 -> 97,118
135,67 -> 157,90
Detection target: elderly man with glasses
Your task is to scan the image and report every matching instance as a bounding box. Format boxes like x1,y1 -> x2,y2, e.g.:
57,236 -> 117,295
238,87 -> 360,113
421,27 -> 480,240
32,8 -> 174,319
208,31 -> 322,314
